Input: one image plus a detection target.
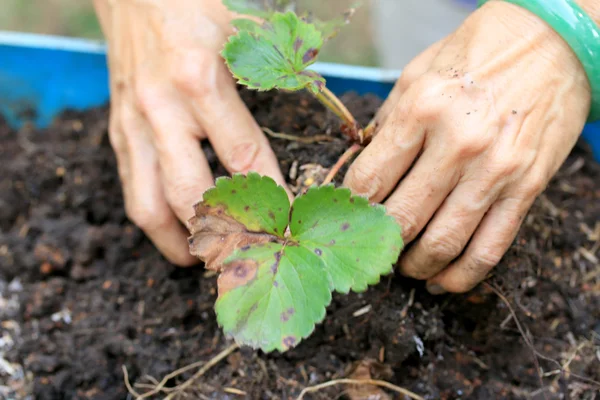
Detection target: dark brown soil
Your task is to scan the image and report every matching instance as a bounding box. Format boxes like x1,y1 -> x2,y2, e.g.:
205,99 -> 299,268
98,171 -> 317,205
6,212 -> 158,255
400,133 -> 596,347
1,89 -> 599,400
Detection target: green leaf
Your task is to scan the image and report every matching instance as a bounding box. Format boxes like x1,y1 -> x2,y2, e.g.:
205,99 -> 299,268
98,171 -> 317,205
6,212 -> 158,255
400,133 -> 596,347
302,4 -> 359,41
223,0 -> 294,18
222,11 -> 326,93
289,185 -> 402,293
230,18 -> 262,34
215,243 -> 331,352
201,172 -> 289,236
187,174 -> 403,352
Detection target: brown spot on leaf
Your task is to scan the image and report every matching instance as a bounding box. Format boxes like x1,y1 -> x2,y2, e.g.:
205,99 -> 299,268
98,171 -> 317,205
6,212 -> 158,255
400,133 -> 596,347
329,239 -> 336,245
188,204 -> 275,270
234,264 -> 249,278
282,336 -> 297,349
302,48 -> 319,64
271,250 -> 283,274
314,248 -> 322,256
280,307 -> 295,322
244,206 -> 250,212
297,220 -> 302,224
217,259 -> 259,297
273,280 -> 279,287
231,189 -> 237,194
187,203 -> 283,298
249,303 -> 258,315
293,38 -> 303,52
341,223 -> 350,231
333,198 -> 338,203
268,211 -> 276,221
349,197 -> 355,203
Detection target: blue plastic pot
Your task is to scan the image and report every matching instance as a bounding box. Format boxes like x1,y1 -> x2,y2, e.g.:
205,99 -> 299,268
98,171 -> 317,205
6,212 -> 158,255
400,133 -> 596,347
1,31 -> 599,161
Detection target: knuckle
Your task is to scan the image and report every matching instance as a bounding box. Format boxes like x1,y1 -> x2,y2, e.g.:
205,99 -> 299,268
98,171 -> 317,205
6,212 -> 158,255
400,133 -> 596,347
126,202 -> 168,232
524,170 -> 548,197
421,232 -> 464,262
407,75 -> 448,119
447,126 -> 493,160
134,80 -> 166,114
166,179 -> 203,217
400,258 -> 430,280
345,163 -> 382,199
172,50 -> 219,100
470,248 -> 503,270
119,105 -> 142,137
397,68 -> 419,92
453,135 -> 489,160
108,115 -> 124,153
485,156 -> 522,180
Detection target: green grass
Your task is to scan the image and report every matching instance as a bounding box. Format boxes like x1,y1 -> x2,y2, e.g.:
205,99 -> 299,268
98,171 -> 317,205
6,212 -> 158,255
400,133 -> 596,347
0,0 -> 376,66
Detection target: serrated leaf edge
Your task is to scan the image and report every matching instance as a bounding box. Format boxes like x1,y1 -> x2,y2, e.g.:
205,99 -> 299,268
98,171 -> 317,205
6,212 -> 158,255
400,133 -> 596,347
203,174 -> 403,353
221,11 -> 327,93
216,242 -> 332,353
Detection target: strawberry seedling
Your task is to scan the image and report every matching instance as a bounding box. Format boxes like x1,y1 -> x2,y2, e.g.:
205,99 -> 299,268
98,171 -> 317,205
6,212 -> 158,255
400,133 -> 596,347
186,1 -> 403,353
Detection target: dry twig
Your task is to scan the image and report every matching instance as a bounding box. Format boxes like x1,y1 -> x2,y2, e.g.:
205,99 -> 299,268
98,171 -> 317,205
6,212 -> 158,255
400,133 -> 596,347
123,343 -> 240,399
262,127 -> 336,144
296,378 -> 425,400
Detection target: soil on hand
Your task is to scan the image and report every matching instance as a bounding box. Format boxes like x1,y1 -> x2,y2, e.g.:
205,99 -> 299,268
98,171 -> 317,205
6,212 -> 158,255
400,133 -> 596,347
1,89 -> 599,400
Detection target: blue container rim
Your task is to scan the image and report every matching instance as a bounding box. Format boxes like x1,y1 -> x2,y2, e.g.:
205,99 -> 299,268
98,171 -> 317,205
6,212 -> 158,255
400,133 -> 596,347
0,30 -> 598,160
0,31 -> 404,82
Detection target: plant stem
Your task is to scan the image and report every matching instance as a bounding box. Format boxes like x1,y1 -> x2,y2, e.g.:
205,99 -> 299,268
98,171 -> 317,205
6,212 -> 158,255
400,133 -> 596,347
322,143 -> 362,185
313,86 -> 359,140
361,120 -> 378,143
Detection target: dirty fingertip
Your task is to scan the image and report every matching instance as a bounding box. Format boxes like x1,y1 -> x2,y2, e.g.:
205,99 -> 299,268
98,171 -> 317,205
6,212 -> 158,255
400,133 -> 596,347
426,283 -> 447,295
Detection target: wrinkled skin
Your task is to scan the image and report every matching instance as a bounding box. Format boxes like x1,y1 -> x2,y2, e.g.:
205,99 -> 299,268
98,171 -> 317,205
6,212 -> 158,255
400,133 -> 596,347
95,0 -> 597,293
344,1 -> 594,294
93,0 -> 286,265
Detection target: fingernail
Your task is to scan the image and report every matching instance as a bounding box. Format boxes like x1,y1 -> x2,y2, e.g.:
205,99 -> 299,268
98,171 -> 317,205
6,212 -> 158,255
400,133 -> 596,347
228,142 -> 258,172
426,284 -> 446,295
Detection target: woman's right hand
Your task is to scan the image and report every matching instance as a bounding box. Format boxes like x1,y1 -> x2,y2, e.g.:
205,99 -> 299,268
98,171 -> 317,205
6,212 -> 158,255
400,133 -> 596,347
93,0 -> 287,265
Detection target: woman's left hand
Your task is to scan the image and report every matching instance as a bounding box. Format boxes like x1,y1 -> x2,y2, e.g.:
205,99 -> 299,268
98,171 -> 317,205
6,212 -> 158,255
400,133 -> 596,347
344,1 -> 592,294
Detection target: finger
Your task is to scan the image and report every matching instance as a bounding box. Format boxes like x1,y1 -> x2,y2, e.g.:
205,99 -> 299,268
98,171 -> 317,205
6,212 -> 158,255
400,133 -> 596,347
385,146 -> 462,249
398,177 -> 502,280
343,105 -> 426,202
120,103 -> 198,266
426,195 -> 534,294
108,95 -> 130,188
372,38 -> 448,130
176,58 -> 288,189
137,85 -> 215,225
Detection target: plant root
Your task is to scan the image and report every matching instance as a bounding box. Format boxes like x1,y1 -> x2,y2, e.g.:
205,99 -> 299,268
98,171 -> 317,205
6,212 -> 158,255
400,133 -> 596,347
262,127 -> 336,144
484,282 -> 600,393
295,378 -> 425,400
322,143 -> 362,185
123,343 -> 240,399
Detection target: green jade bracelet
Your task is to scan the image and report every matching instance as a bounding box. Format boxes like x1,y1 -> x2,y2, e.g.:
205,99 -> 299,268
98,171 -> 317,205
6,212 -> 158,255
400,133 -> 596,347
477,0 -> 600,122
